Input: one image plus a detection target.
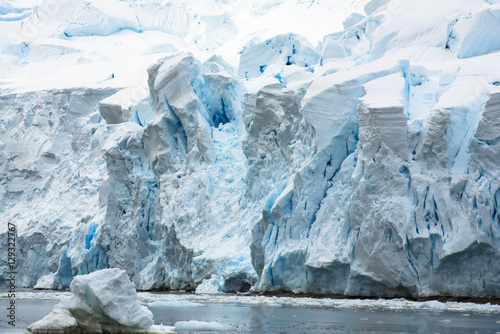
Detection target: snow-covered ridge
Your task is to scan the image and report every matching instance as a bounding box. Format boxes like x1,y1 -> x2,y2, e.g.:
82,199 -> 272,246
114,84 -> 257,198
1,0 -> 500,298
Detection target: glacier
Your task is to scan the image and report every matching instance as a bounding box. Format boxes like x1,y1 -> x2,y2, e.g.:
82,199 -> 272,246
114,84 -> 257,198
1,0 -> 500,299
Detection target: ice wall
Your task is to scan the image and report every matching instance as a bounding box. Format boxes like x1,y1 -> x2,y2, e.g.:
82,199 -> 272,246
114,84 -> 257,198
2,0 -> 500,298
0,87 -> 118,288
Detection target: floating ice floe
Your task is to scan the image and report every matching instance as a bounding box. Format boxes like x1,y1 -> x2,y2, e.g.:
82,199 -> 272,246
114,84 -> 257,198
174,320 -> 233,332
28,268 -> 176,334
139,293 -> 500,314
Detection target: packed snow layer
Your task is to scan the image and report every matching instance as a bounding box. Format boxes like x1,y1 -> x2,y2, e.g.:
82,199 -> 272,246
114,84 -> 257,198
2,0 -> 500,299
27,268 -> 176,333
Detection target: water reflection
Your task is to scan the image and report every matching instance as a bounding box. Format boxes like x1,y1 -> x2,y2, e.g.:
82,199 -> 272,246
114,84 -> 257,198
2,297 -> 500,333
249,304 -> 266,332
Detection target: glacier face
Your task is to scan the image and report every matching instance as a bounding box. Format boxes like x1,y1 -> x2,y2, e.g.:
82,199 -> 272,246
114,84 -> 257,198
1,0 -> 500,298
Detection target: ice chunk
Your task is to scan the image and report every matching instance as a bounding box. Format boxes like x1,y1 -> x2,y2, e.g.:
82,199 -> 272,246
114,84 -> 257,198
99,88 -> 150,125
469,90 -> 500,175
238,33 -> 321,80
301,59 -> 407,150
195,275 -> 225,294
34,273 -> 59,290
174,320 -> 233,332
147,52 -> 214,162
364,0 -> 390,15
357,73 -> 408,159
343,13 -> 366,30
61,1 -> 141,37
204,54 -> 236,75
448,7 -> 500,58
28,268 -> 176,334
148,300 -> 203,308
28,306 -> 79,334
321,36 -> 348,61
68,268 -> 153,330
416,300 -> 446,309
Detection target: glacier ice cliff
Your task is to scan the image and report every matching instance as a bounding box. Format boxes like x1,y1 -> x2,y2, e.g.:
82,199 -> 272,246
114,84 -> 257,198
1,0 -> 500,298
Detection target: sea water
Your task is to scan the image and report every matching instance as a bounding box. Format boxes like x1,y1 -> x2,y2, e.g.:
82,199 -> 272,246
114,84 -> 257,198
1,291 -> 500,333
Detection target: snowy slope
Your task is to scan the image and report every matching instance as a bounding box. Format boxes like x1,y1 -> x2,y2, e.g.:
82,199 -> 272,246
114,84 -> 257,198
1,0 -> 500,298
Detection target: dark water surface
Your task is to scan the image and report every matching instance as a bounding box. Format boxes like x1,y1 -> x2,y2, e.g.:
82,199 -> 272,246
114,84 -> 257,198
1,297 -> 499,333
149,302 -> 500,334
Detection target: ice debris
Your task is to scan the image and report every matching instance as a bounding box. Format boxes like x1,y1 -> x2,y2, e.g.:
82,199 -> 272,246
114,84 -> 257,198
238,33 -> 321,79
28,268 -> 176,334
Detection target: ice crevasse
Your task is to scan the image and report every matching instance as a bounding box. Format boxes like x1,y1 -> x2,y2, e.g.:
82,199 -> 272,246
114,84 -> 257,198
1,0 -> 500,298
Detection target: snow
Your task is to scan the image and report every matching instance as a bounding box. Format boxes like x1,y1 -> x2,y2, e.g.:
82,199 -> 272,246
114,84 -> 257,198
238,33 -> 321,80
363,0 -> 389,16
447,6 -> 500,59
343,12 -> 366,30
27,268 -> 177,333
2,0 -> 500,300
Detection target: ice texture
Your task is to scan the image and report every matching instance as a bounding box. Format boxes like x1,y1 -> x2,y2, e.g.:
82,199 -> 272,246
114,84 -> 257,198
99,88 -> 150,125
238,33 -> 321,79
28,268 -> 176,333
2,0 -> 500,299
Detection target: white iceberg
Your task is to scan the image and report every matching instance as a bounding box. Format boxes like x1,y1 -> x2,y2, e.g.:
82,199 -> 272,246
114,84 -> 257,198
28,268 -> 176,334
